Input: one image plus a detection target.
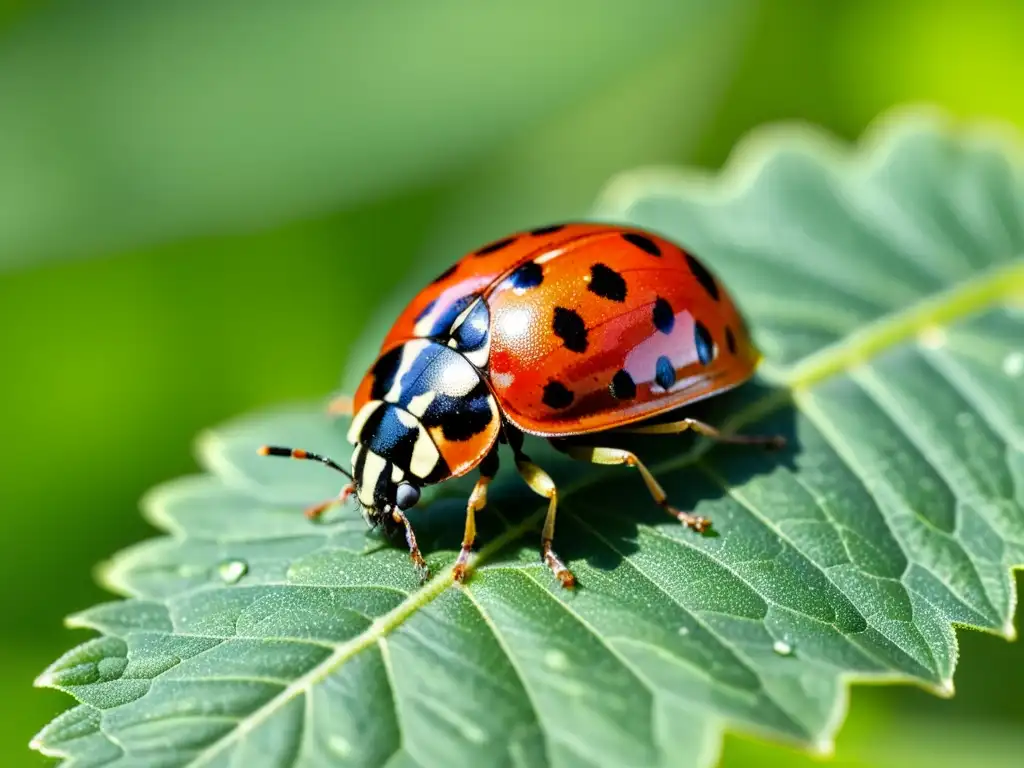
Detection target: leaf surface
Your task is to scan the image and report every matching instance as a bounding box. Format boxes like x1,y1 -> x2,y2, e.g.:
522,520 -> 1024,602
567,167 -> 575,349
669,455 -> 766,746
33,108 -> 1024,767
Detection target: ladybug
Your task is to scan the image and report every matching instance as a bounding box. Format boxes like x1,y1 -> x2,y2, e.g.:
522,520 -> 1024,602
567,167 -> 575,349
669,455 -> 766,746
260,223 -> 783,588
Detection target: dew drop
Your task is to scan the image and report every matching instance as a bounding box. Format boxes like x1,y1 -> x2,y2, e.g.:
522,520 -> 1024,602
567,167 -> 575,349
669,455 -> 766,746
772,639 -> 793,656
1003,351 -> 1024,378
544,649 -> 569,671
677,627 -> 690,637
460,722 -> 488,745
217,560 -> 248,584
328,736 -> 352,757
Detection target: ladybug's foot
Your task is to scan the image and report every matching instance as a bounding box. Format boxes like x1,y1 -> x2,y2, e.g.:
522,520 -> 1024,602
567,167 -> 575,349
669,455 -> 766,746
393,509 -> 430,583
452,548 -> 472,583
666,505 -> 711,533
451,461 -> 497,585
542,540 -> 576,589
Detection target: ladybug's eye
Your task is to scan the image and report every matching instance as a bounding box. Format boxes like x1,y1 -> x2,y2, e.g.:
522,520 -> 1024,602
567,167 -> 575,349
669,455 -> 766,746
395,482 -> 421,511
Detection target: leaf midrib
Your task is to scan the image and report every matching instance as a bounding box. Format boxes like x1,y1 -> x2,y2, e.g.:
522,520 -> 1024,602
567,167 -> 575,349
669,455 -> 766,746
187,256 -> 1024,766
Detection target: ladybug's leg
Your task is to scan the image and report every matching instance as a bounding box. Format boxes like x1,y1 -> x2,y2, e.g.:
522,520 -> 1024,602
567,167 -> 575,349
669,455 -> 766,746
391,509 -> 429,581
326,393 -> 354,416
503,426 -> 574,588
514,457 -> 574,589
452,446 -> 500,583
624,418 -> 785,449
554,443 -> 709,532
303,483 -> 356,520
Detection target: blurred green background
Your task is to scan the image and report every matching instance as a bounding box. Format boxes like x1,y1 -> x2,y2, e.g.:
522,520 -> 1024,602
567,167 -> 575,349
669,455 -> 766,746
2,1 -> 1023,765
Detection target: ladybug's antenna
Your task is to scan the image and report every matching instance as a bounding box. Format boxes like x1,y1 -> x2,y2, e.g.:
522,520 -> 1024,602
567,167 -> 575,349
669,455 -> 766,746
258,445 -> 354,481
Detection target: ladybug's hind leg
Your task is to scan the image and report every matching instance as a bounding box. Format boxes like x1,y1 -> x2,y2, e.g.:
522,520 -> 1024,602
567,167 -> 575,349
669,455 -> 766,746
624,417 -> 784,450
552,442 -> 709,532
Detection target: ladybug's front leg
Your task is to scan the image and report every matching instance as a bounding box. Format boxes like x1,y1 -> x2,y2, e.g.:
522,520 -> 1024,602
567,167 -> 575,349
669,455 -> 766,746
391,508 -> 430,582
452,446 -> 500,583
326,393 -> 354,416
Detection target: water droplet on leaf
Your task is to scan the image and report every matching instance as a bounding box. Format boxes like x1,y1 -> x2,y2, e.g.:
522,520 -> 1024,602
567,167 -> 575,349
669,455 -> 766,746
328,736 -> 351,756
772,640 -> 793,656
544,649 -> 569,671
217,560 -> 248,584
1003,351 -> 1023,378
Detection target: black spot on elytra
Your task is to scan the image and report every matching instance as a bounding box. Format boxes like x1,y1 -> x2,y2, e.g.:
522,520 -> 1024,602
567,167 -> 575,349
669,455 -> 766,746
694,321 -> 715,365
475,236 -> 516,256
369,345 -> 403,399
414,298 -> 437,323
622,232 -> 661,256
542,381 -> 574,409
588,263 -> 627,302
609,370 -> 636,400
432,263 -> 458,284
509,261 -> 543,290
552,307 -> 588,353
725,326 -> 737,355
655,356 -> 676,389
685,252 -> 719,301
652,297 -> 674,335
530,224 -> 565,236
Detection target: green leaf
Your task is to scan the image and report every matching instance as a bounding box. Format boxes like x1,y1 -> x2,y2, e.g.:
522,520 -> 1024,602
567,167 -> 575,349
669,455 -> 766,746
0,0 -> 746,269
33,107 -> 1024,767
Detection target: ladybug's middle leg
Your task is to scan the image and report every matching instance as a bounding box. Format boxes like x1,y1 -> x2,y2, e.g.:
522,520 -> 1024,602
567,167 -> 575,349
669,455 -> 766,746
552,442 -> 709,533
503,425 -> 574,588
514,456 -> 574,589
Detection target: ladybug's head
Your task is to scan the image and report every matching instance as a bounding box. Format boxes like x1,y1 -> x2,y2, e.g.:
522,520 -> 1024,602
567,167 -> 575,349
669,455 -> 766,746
256,403 -> 429,536
344,398 -> 451,528
344,337 -> 503,521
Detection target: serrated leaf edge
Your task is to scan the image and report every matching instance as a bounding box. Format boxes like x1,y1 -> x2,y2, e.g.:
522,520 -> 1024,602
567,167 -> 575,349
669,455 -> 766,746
32,106 -> 1024,766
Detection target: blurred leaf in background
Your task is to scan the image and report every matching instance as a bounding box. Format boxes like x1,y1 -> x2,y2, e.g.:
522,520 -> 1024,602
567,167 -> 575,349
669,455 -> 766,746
3,0 -> 1024,766
0,0 -> 746,269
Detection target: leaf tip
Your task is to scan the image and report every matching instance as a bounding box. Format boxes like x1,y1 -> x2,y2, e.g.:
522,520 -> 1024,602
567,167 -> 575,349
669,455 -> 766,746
28,733 -> 66,761
934,678 -> 956,698
32,671 -> 55,690
1001,619 -> 1017,642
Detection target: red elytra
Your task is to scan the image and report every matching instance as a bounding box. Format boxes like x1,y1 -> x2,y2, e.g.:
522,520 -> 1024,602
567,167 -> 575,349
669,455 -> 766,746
261,222 -> 783,588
